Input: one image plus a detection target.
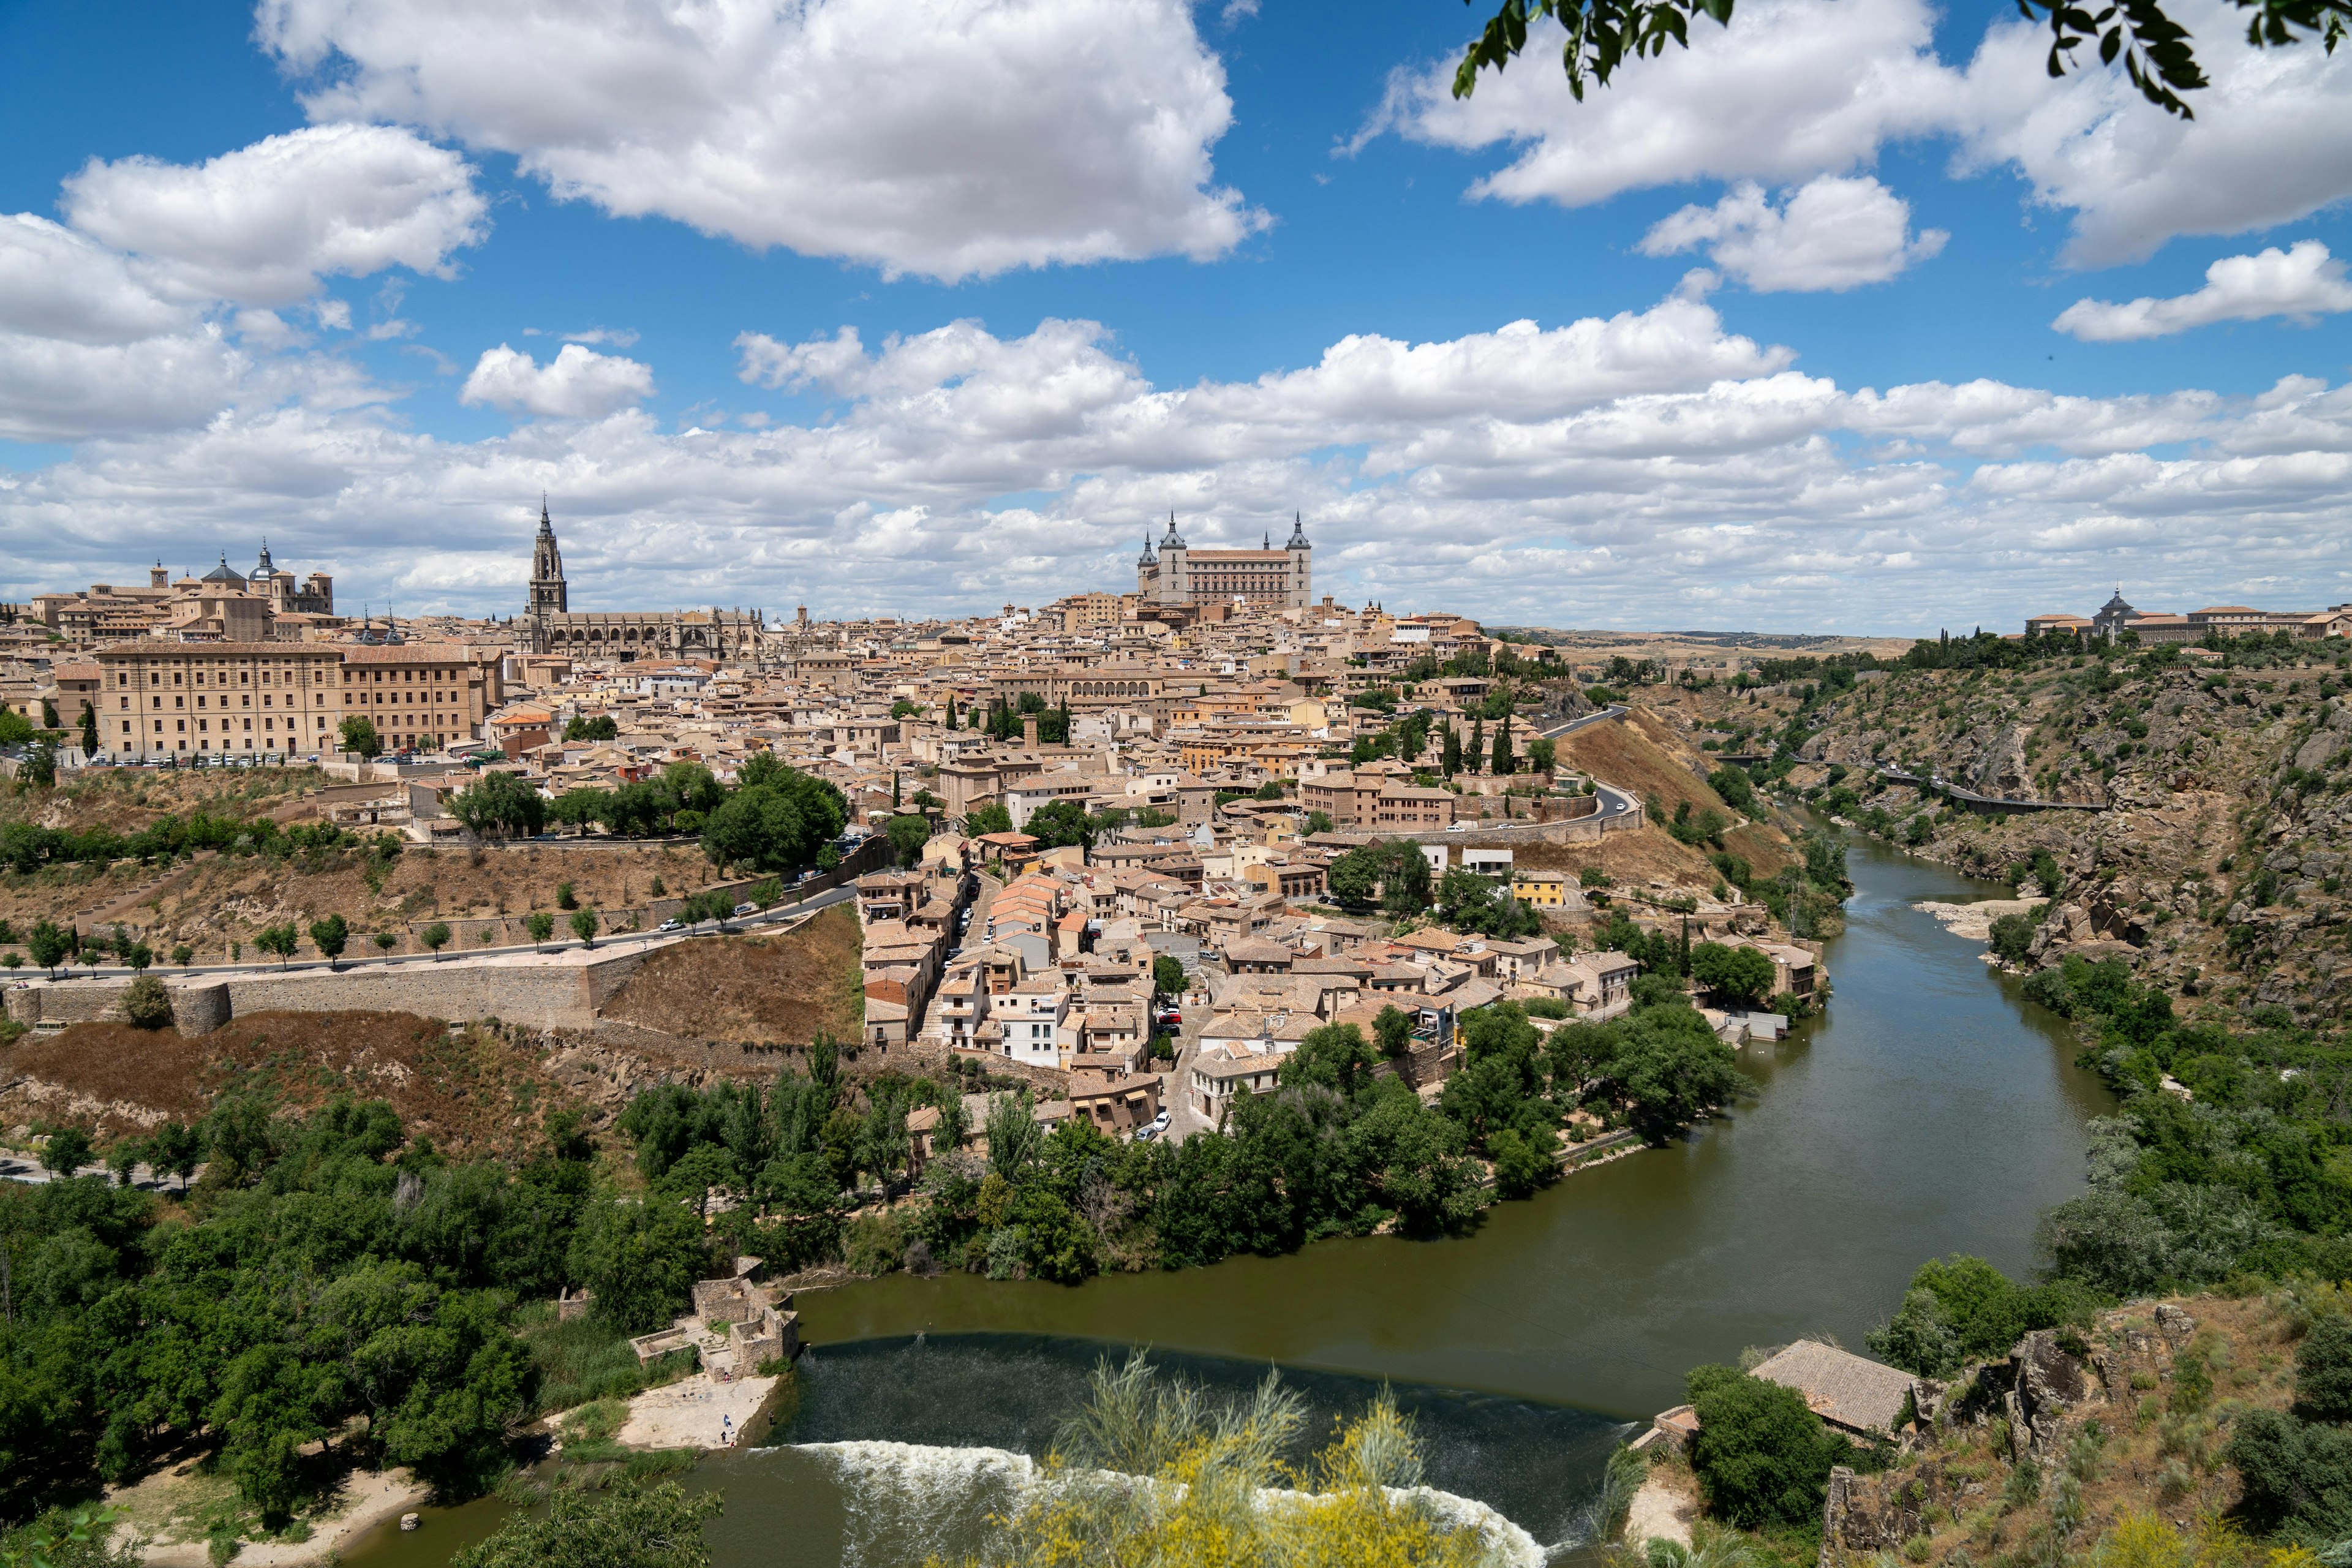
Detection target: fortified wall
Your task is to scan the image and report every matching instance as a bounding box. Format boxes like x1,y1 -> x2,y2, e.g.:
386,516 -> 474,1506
5,944 -> 655,1036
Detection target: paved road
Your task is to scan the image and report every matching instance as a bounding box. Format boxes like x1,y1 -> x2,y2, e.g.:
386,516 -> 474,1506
1537,703 -> 1629,741
10,883 -> 855,986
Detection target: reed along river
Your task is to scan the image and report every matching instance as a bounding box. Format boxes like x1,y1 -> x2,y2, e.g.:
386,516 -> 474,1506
351,836 -> 2114,1567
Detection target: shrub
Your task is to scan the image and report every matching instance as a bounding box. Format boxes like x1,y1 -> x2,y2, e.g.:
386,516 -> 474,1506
1988,912 -> 2035,967
119,974 -> 173,1030
2297,1314 -> 2352,1423
845,1210 -> 908,1275
1684,1365 -> 1849,1528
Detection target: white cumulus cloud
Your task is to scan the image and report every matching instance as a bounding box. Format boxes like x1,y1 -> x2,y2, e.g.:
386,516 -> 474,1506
257,0 -> 1264,282
2053,240 -> 2352,341
11,293 -> 2352,635
1364,0 -> 2352,267
461,342 -> 655,418
1638,176 -> 1945,291
61,123 -> 487,306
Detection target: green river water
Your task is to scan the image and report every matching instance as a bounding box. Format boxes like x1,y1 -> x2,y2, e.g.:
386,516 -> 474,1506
348,835 -> 2114,1566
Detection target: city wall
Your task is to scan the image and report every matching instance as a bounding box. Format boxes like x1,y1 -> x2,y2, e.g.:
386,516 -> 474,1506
6,945 -> 654,1036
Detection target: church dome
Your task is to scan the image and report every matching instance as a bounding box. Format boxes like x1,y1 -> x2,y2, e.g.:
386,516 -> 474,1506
201,554 -> 247,586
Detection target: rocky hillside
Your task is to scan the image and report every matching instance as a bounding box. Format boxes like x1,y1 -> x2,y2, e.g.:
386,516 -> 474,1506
1824,1289 -> 2326,1568
1760,648 -> 2352,1020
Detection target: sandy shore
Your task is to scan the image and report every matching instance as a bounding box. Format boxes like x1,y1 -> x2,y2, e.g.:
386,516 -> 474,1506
1913,897 -> 2045,944
610,1372 -> 779,1451
123,1466 -> 428,1567
1624,1470 -> 1697,1548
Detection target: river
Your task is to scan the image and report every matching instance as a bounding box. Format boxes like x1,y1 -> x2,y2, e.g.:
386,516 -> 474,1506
350,836 -> 2112,1566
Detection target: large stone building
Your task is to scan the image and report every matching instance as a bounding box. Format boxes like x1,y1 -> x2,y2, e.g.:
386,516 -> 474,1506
1138,514 -> 1311,612
524,503 -> 771,662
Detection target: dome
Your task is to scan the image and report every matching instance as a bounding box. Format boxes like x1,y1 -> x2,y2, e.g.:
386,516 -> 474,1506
200,554 -> 247,586
1286,512 -> 1310,550
253,540 -> 276,578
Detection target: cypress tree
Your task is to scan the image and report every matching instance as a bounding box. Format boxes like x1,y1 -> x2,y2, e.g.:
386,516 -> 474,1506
1442,725 -> 1461,778
1491,713 -> 1513,776
1471,715 -> 1485,774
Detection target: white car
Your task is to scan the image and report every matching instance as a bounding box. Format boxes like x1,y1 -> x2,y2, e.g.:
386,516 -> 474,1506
733,902 -> 759,918
1148,1110 -> 1171,1133
656,919 -> 684,933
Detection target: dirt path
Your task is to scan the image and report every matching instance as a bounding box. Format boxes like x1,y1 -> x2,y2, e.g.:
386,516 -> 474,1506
1623,1469 -> 1697,1548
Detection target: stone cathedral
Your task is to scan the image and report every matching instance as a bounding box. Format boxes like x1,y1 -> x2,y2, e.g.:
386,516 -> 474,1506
523,502 -> 770,661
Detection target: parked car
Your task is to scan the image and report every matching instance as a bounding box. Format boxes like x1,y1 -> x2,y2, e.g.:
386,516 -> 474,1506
1149,1109 -> 1171,1131
1156,1010 -> 1182,1028
656,919 -> 684,933
1134,1124 -> 1159,1142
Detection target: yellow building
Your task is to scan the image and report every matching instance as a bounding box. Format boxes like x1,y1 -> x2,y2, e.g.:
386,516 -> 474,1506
95,642 -> 344,760
339,643 -> 500,753
1512,870 -> 1573,908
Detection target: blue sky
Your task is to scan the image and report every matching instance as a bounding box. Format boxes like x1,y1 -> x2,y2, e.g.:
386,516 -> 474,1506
1,0 -> 2349,633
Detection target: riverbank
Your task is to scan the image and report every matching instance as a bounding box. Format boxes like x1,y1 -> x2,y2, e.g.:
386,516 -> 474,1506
341,837 -> 2114,1568
107,1457 -> 427,1568
1911,895 -> 2044,945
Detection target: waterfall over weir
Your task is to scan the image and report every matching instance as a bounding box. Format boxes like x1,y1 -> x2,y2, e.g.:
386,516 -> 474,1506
790,1437 -> 1552,1568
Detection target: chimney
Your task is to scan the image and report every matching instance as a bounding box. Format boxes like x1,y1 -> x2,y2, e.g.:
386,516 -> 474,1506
1023,716 -> 1040,749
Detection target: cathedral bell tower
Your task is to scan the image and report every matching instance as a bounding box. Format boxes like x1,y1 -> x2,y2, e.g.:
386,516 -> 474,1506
1284,512 -> 1312,609
528,498 -> 568,652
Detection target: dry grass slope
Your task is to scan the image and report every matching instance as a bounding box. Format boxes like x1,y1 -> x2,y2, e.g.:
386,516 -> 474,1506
597,902 -> 865,1046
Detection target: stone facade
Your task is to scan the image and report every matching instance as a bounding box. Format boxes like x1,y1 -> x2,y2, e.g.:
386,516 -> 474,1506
1137,514 -> 1311,611
525,503 -> 772,662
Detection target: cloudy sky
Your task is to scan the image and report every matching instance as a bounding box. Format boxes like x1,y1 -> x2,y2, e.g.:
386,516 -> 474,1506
2,0 -> 2350,635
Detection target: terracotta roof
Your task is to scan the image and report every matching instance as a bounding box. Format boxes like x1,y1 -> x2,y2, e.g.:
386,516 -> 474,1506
1749,1341 -> 1916,1434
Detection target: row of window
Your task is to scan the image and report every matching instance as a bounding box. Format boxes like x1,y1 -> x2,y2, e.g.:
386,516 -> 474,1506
127,714 -> 327,735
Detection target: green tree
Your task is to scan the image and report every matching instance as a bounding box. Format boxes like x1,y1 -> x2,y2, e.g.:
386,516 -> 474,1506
1684,1364 -> 1848,1529
1708,766 -> 1755,812
526,911 -> 556,950
557,880 -> 578,909
986,1089 -> 1042,1182
1024,798 -> 1095,850
373,930 -> 399,963
255,922 -> 300,969
570,907 -> 600,947
570,1193 -> 709,1332
450,771 -> 546,839
421,921 -> 452,959
562,714 -> 619,742
884,812 -> 932,867
307,913 -> 350,970
1988,912 -> 2035,967
77,701 -> 98,756
1526,736 -> 1557,775
1153,954 -> 1187,998
148,1120 -> 201,1189
963,802 -> 1014,836
1374,1004 -> 1417,1058
41,1126 -> 93,1179
1689,941 -> 1774,1005
1491,712 -> 1514,775
27,920 -> 72,978
339,715 -> 382,758
449,1480 -> 722,1568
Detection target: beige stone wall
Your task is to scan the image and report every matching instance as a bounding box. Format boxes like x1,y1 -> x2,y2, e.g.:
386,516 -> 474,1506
6,947 -> 652,1034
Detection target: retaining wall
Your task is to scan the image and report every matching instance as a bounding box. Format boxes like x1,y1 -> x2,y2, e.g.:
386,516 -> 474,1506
6,944 -> 655,1035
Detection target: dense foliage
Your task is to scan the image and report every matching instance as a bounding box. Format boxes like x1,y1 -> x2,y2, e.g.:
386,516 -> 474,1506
1684,1363 -> 1866,1529
2024,957 -> 2352,1298
0,1093 -> 731,1525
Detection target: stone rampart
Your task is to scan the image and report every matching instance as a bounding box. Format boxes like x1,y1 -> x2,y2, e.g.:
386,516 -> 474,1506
6,946 -> 654,1035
